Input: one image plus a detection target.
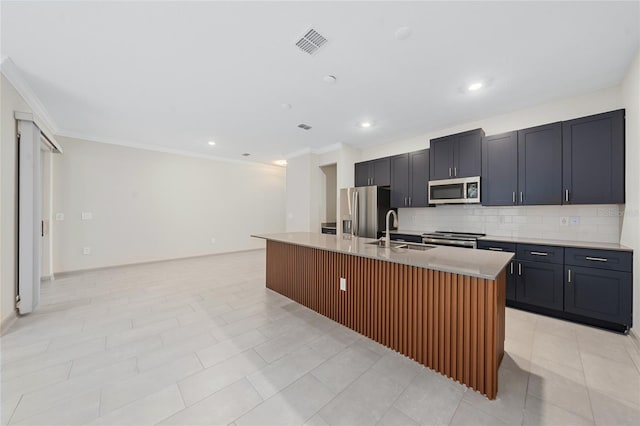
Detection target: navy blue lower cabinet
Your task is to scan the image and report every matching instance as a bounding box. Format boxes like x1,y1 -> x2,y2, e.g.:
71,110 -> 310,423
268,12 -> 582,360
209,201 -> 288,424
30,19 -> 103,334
516,261 -> 564,311
565,265 -> 632,327
477,241 -> 517,302
506,260 -> 517,302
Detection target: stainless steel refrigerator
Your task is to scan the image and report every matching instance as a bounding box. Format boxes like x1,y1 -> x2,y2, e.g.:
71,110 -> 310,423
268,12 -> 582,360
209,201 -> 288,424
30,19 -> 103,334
339,186 -> 393,238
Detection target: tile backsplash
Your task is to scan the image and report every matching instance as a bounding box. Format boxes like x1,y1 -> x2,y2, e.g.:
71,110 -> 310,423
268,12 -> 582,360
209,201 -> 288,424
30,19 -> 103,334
398,204 -> 623,243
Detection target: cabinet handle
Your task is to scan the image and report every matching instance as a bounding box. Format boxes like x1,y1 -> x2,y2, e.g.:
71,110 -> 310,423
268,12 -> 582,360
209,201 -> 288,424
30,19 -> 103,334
568,269 -> 572,283
518,263 -> 522,276
565,189 -> 570,203
530,251 -> 548,256
408,197 -> 412,206
586,256 -> 608,262
488,247 -> 503,251
510,261 -> 514,275
454,167 -> 457,177
449,167 -> 452,177
404,197 -> 407,206
520,192 -> 524,203
512,192 -> 516,204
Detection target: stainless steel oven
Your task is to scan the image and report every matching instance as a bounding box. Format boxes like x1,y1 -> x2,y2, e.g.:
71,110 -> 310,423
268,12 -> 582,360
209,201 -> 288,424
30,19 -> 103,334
421,231 -> 485,249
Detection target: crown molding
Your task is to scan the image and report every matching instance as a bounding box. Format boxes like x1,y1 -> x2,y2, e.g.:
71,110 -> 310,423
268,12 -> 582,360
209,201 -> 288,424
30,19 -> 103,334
55,130 -> 283,169
1,57 -> 60,134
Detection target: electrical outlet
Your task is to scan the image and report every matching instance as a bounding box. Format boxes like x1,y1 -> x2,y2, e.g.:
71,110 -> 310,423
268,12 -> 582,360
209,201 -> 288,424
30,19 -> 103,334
55,213 -> 64,221
570,216 -> 581,225
560,216 -> 569,226
82,212 -> 93,220
339,277 -> 347,291
210,238 -> 216,244
83,247 -> 91,255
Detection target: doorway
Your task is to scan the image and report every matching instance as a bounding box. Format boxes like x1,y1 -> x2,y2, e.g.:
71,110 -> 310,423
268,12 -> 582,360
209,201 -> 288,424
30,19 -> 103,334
320,164 -> 337,227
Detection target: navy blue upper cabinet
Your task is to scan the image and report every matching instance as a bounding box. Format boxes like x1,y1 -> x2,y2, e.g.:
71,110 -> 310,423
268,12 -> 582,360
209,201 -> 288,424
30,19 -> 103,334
409,149 -> 430,207
482,132 -> 518,206
354,157 -> 391,187
429,129 -> 484,180
429,136 -> 455,180
517,123 -> 563,205
562,110 -> 625,205
372,157 -> 391,186
390,149 -> 430,208
354,162 -> 370,187
390,154 -> 409,208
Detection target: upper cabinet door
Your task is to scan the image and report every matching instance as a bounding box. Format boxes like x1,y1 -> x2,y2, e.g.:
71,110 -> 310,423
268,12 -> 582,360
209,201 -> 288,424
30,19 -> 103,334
371,157 -> 391,186
429,137 -> 454,180
517,123 -> 562,205
562,110 -> 625,205
455,129 -> 483,178
409,149 -> 430,207
354,161 -> 371,187
482,132 -> 518,206
390,154 -> 409,208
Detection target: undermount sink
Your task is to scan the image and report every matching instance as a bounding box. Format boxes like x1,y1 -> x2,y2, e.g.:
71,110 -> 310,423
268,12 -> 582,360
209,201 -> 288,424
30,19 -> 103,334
366,239 -> 434,251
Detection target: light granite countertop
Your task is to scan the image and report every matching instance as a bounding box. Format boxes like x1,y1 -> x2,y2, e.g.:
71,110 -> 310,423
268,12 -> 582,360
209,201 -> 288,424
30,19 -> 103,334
477,235 -> 632,252
252,232 -> 513,280
388,230 -> 632,252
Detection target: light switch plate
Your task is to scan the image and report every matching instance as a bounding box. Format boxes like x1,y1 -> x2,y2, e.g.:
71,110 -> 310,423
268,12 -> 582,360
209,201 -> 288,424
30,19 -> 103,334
570,216 -> 581,225
82,212 -> 93,220
83,247 -> 91,255
339,277 -> 346,291
55,213 -> 64,221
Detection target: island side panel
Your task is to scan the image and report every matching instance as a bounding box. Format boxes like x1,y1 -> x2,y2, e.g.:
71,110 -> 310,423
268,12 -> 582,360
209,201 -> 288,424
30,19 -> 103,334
264,240 -> 506,399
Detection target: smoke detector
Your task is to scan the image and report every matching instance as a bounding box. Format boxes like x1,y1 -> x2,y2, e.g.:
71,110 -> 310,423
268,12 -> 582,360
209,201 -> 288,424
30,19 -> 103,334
297,124 -> 312,130
295,29 -> 328,55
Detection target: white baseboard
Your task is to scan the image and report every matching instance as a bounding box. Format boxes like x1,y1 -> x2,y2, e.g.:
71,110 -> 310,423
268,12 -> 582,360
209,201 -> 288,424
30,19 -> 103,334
53,248 -> 265,279
0,310 -> 18,336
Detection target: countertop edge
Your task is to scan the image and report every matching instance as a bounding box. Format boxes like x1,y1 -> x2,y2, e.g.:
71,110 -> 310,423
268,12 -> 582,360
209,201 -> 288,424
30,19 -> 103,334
252,233 -> 513,280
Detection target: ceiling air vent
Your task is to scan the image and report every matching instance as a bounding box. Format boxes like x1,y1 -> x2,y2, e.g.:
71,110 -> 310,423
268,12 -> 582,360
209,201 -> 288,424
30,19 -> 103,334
297,124 -> 312,130
295,29 -> 327,55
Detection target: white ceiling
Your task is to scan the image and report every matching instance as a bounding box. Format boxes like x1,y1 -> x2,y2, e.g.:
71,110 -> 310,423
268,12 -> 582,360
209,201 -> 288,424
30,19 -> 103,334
1,1 -> 639,165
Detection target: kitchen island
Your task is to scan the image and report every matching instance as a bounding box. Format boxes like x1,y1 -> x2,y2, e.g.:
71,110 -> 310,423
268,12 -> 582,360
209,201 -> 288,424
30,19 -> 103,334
252,232 -> 513,399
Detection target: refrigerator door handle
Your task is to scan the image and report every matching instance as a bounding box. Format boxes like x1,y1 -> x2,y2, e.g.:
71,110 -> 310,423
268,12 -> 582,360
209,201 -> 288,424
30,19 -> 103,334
353,191 -> 359,236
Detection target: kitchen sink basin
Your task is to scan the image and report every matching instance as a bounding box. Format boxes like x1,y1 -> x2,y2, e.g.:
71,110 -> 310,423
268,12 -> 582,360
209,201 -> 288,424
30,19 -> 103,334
366,240 -> 434,251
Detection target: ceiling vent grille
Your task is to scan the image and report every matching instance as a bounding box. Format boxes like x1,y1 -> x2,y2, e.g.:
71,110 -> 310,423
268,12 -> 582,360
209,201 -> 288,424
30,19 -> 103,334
297,123 -> 312,130
295,29 -> 327,55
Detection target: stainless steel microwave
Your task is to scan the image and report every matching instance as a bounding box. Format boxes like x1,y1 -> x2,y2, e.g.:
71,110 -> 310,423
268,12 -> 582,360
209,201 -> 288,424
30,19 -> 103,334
428,176 -> 481,204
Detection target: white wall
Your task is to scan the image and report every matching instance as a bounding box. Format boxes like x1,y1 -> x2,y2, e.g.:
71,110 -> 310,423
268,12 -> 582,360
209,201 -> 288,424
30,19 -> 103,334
51,136 -> 286,273
620,49 -> 640,335
286,145 -> 361,233
1,75 -> 32,328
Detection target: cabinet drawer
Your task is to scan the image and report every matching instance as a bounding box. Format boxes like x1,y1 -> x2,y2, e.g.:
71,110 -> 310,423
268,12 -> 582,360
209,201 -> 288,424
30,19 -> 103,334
565,248 -> 632,272
517,244 -> 564,264
477,240 -> 516,253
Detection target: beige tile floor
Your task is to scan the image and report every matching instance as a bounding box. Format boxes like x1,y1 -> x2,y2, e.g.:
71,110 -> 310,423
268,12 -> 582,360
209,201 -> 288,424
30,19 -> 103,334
1,249 -> 640,425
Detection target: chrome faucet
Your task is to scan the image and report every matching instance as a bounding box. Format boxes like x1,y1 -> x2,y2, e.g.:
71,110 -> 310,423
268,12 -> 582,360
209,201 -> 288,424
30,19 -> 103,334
385,210 -> 398,247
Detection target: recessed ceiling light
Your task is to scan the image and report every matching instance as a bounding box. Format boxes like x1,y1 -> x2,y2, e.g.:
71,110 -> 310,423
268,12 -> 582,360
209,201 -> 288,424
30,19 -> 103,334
274,159 -> 288,167
360,121 -> 372,128
242,153 -> 251,157
468,82 -> 483,91
207,140 -> 216,146
395,26 -> 412,40
323,75 -> 337,84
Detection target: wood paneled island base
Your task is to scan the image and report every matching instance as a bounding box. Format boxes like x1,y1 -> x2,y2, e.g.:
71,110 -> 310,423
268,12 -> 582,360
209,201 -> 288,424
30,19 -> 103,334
265,240 -> 506,399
